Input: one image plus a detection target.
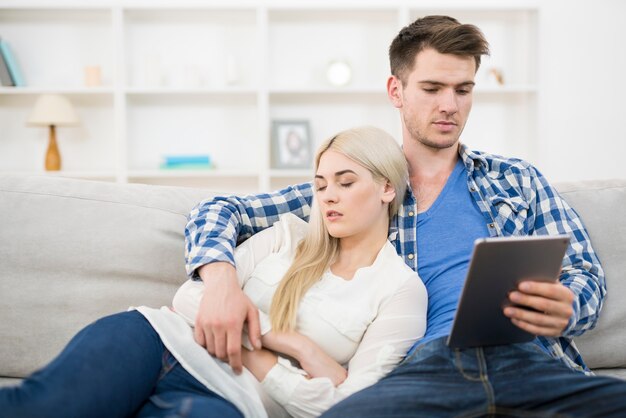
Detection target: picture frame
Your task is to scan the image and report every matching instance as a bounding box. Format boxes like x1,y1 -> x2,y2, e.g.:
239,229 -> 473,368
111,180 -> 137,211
271,120 -> 312,169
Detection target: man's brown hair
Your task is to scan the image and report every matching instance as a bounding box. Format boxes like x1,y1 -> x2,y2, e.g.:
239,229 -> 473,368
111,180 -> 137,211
389,15 -> 490,85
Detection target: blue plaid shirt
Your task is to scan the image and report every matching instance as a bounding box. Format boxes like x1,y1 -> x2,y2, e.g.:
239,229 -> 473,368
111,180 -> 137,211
185,144 -> 605,374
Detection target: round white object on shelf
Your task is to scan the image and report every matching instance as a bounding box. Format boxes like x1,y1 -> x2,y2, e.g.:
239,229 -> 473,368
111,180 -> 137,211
326,60 -> 352,86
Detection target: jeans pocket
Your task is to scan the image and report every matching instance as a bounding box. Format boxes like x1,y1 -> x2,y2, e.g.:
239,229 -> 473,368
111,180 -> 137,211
149,394 -> 177,409
517,341 -> 552,359
143,394 -> 194,418
401,343 -> 428,365
158,349 -> 179,381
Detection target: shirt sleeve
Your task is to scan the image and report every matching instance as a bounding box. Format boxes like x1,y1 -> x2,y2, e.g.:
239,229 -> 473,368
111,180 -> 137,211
260,274 -> 428,418
528,168 -> 606,337
172,224 -> 279,330
174,214 -> 311,339
184,183 -> 314,280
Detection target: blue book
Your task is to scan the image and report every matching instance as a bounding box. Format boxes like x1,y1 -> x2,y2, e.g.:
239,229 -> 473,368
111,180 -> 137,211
162,155 -> 211,166
0,39 -> 25,87
159,162 -> 213,170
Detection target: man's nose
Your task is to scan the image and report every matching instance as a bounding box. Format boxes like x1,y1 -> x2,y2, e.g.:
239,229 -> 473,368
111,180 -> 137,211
439,89 -> 458,115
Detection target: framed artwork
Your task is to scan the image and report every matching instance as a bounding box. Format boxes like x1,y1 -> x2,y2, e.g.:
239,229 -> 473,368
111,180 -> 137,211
271,120 -> 312,169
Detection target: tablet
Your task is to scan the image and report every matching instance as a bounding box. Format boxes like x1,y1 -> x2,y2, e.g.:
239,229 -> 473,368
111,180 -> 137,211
446,235 -> 570,349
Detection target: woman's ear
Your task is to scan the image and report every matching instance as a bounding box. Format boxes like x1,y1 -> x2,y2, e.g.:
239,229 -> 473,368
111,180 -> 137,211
381,181 -> 396,204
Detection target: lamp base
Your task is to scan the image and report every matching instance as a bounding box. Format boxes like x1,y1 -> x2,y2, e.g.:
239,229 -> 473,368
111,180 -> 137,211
45,125 -> 61,171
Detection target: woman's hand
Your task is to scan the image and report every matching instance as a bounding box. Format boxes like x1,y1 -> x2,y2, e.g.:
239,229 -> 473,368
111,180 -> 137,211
298,344 -> 347,386
262,331 -> 347,386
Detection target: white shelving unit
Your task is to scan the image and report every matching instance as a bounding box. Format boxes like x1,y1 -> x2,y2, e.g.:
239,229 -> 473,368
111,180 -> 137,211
0,1 -> 538,193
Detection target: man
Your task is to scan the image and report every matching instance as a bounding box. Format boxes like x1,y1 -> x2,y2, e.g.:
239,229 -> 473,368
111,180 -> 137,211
185,15 -> 626,416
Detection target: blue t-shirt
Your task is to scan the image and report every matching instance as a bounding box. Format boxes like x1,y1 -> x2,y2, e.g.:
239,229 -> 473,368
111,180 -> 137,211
411,158 -> 489,349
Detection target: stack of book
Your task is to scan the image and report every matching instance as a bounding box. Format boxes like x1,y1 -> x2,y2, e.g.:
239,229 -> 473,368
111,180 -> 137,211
160,155 -> 213,170
0,38 -> 25,87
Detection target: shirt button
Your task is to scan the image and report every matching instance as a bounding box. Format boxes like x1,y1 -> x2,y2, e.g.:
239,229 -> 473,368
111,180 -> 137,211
408,254 -> 415,260
470,187 -> 476,192
408,211 -> 415,217
488,223 -> 495,228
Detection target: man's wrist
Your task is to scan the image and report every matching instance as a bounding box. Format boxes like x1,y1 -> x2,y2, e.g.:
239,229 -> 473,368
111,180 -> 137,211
198,261 -> 237,286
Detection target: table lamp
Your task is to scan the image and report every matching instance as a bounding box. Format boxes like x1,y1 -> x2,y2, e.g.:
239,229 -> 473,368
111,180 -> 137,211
26,94 -> 79,171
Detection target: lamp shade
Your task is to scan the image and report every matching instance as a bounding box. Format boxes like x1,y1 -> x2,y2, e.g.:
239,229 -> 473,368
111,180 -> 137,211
27,94 -> 79,127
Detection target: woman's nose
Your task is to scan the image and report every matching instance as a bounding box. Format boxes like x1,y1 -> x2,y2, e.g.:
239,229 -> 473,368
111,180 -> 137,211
321,185 -> 338,203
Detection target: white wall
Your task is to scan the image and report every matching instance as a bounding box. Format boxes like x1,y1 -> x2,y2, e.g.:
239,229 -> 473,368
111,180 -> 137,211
537,0 -> 626,181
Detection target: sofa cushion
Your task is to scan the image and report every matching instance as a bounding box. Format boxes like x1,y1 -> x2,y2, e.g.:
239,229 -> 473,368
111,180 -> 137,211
557,180 -> 626,370
0,175 -> 215,378
594,369 -> 626,381
0,377 -> 21,388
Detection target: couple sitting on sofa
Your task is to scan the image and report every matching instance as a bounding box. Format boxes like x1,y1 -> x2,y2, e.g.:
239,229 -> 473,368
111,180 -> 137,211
3,14 -> 626,418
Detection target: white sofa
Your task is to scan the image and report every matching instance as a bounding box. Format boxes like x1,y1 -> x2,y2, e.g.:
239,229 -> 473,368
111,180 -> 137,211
0,175 -> 625,388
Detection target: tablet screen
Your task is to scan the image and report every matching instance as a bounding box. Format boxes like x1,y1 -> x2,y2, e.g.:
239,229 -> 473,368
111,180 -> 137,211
447,235 -> 569,349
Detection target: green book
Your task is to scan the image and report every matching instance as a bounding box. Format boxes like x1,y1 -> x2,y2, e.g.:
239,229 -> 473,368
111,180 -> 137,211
0,39 -> 14,86
0,39 -> 25,87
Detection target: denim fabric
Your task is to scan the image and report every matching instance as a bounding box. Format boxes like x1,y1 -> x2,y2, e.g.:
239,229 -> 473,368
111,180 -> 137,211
0,311 -> 242,418
321,337 -> 626,418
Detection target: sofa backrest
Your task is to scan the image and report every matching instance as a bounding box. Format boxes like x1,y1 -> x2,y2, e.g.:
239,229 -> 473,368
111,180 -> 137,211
557,179 -> 626,370
0,175 -> 216,378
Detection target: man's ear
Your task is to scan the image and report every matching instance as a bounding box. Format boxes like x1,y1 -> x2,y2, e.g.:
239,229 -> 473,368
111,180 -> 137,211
387,75 -> 403,109
381,181 -> 396,204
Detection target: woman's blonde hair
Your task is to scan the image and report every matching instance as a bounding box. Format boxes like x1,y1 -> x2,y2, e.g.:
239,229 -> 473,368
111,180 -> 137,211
269,126 -> 408,331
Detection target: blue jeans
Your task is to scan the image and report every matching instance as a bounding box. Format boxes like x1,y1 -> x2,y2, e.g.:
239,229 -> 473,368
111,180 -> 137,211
321,337 -> 626,418
0,311 -> 243,418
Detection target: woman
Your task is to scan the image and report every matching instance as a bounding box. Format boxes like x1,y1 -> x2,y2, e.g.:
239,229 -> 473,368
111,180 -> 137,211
0,126 -> 427,418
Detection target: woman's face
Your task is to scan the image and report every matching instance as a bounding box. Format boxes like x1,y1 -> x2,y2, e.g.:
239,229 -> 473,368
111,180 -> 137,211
314,150 -> 394,242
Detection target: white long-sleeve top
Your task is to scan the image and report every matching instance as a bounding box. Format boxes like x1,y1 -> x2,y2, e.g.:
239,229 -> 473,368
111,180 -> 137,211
137,214 -> 427,418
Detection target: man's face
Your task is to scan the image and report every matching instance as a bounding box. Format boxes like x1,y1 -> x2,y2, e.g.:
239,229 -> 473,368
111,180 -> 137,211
388,48 -> 476,150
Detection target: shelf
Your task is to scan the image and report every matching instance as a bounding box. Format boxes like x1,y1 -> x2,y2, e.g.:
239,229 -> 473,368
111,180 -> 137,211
268,8 -> 397,91
0,8 -> 113,89
124,8 -> 258,90
269,87 -> 387,95
0,2 -> 538,191
0,170 -> 117,179
0,84 -> 537,104
128,169 -> 258,178
0,87 -> 115,95
124,88 -> 258,105
269,169 -> 312,178
408,2 -> 539,12
127,172 -> 261,194
474,85 -> 537,94
125,87 -> 257,96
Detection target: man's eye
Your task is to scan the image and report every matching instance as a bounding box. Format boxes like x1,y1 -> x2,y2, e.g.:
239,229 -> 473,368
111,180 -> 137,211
340,183 -> 353,188
457,89 -> 470,95
316,186 -> 327,192
423,88 -> 437,93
